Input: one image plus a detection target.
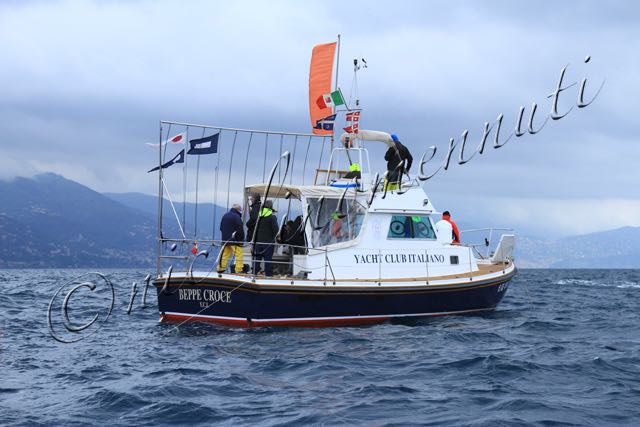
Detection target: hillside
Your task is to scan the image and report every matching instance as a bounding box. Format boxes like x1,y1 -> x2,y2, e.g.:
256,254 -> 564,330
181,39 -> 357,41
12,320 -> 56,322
103,191 -> 225,239
0,174 -> 638,268
513,227 -> 640,268
0,174 -> 155,267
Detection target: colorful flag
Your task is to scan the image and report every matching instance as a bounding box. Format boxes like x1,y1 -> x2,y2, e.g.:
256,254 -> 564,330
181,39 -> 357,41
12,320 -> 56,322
346,111 -> 360,122
330,90 -> 345,106
147,149 -> 185,172
316,90 -> 345,109
316,94 -> 333,109
314,114 -> 336,131
188,133 -> 219,155
343,123 -> 359,134
309,41 -> 337,135
146,132 -> 186,148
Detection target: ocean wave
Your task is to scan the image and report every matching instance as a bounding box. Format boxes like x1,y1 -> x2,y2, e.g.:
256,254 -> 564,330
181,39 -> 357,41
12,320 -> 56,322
615,281 -> 640,289
554,278 -> 640,289
554,278 -> 597,286
3,269 -> 640,426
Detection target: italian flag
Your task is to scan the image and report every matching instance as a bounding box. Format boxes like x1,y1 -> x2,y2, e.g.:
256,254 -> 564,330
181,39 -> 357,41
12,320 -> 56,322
316,89 -> 345,109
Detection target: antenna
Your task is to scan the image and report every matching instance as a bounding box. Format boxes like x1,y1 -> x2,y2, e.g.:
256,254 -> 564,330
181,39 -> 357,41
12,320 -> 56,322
332,34 -> 341,149
350,57 -> 367,107
335,34 -> 341,93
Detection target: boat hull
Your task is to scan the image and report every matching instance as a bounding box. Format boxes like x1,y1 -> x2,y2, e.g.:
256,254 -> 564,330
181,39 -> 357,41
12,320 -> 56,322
154,267 -> 516,327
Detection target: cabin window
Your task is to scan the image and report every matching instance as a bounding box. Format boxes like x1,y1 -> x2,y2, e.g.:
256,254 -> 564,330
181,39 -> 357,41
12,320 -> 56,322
306,197 -> 367,247
387,215 -> 436,240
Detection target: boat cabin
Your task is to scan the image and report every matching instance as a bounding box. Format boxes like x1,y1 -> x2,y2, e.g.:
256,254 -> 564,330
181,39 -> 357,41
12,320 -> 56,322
242,133 -> 482,282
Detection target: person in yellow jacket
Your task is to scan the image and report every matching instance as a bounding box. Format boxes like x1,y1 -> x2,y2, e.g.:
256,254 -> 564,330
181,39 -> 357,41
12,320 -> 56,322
344,162 -> 361,179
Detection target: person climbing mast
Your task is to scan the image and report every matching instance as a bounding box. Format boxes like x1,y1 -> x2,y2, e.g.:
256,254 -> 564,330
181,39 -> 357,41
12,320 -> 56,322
384,134 -> 413,191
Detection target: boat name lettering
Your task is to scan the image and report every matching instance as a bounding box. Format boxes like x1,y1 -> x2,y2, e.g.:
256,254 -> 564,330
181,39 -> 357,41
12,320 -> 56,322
178,288 -> 232,304
353,253 -> 445,264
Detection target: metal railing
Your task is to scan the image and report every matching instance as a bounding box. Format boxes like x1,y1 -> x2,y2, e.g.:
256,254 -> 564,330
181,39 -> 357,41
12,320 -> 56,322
159,237 -> 324,278
460,227 -> 515,259
157,237 -> 507,284
154,121 -> 331,276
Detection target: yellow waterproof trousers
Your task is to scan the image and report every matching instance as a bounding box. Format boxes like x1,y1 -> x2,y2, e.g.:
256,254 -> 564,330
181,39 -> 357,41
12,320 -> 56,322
383,179 -> 399,192
219,244 -> 244,273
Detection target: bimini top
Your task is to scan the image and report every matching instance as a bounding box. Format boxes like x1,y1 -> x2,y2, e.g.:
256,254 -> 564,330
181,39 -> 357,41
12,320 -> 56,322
245,183 -> 370,199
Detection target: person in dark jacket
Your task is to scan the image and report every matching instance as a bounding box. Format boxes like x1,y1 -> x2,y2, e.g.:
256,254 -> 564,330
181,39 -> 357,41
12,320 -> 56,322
384,134 -> 413,191
279,220 -> 295,250
289,215 -> 307,254
245,193 -> 261,242
253,200 -> 279,276
218,204 -> 245,273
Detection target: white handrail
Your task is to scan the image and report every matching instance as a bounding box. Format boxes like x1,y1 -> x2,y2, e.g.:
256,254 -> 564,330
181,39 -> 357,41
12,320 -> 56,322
161,120 -> 321,138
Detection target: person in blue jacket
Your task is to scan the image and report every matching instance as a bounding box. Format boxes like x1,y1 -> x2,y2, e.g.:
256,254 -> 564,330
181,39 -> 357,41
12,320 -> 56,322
218,203 -> 245,273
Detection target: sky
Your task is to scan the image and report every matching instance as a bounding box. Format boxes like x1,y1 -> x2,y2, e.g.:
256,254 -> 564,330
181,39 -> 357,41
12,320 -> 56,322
0,0 -> 638,238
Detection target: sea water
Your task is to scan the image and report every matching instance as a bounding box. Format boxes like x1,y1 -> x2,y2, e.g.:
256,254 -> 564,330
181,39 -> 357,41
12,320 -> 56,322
1,269 -> 639,426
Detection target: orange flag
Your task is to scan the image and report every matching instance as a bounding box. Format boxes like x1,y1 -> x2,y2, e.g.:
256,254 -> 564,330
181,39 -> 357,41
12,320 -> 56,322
309,42 -> 337,135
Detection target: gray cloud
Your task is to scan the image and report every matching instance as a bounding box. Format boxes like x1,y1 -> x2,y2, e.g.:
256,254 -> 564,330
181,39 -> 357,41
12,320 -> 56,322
0,0 -> 638,236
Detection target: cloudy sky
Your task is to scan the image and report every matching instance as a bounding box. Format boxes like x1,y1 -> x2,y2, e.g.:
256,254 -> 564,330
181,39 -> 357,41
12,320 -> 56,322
0,0 -> 638,237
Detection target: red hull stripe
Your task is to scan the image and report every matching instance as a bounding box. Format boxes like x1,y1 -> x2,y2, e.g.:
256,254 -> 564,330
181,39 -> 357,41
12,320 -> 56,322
160,308 -> 494,327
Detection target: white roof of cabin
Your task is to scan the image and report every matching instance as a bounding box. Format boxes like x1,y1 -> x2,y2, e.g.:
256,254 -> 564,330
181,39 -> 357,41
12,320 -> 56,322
245,183 -> 370,199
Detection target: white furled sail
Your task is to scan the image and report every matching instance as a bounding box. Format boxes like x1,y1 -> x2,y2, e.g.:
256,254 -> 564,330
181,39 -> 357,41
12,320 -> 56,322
339,129 -> 393,146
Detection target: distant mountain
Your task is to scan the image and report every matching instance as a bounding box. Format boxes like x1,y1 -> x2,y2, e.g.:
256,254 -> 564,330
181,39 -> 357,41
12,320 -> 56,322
514,227 -> 640,268
550,227 -> 640,268
102,192 -> 160,217
1,174 -> 638,268
103,192 -> 227,240
0,173 -> 155,268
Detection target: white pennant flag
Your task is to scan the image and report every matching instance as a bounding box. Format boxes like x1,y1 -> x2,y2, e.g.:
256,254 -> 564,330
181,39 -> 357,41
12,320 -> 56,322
146,132 -> 186,148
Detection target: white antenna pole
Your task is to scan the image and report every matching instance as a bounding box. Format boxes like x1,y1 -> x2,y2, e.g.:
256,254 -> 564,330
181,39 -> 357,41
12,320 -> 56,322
332,34 -> 341,149
335,34 -> 340,93
353,59 -> 359,108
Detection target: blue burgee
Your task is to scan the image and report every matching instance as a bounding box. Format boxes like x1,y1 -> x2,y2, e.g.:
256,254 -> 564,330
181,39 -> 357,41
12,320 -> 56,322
147,149 -> 185,172
314,114 -> 336,131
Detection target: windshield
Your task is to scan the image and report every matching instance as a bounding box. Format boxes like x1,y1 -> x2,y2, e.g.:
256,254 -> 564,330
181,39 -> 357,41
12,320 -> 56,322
306,196 -> 367,247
